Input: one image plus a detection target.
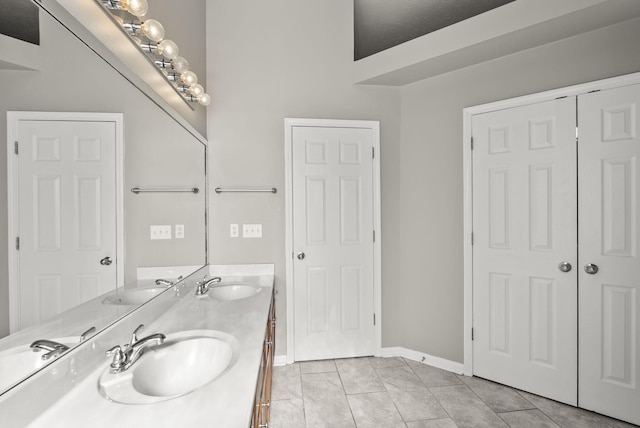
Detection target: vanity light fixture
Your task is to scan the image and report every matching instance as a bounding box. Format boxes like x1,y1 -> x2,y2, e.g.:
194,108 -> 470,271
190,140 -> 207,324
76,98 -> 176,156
99,0 -> 211,106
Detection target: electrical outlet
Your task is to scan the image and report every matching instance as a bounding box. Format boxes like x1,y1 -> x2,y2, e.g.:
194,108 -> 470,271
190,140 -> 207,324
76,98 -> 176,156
230,224 -> 239,238
243,223 -> 262,238
150,225 -> 171,240
175,224 -> 185,239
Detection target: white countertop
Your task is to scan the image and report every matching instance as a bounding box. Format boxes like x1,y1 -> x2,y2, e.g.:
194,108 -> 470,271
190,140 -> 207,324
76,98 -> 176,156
1,265 -> 274,428
0,266 -> 203,395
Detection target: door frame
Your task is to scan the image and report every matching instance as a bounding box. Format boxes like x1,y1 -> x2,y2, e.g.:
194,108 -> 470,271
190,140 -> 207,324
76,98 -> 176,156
7,111 -> 125,333
462,72 -> 640,376
284,118 -> 382,364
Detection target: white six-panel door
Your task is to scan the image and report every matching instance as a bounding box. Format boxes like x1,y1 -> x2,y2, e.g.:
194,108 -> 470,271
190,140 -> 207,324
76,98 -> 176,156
471,82 -> 640,424
11,117 -> 119,331
472,97 -> 579,405
578,84 -> 640,424
292,125 -> 375,361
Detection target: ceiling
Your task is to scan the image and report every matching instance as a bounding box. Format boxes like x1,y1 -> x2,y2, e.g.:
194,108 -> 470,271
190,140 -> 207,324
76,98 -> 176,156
354,0 -> 515,60
354,0 -> 640,86
0,0 -> 39,45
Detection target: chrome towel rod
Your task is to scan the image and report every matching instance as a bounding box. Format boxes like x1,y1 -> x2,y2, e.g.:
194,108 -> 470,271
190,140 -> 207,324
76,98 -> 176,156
131,187 -> 199,194
214,187 -> 277,194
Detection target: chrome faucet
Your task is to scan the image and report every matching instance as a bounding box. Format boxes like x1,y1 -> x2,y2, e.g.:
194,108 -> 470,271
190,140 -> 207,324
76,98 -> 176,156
30,325 -> 97,361
195,276 -> 222,296
106,324 -> 165,373
30,339 -> 70,361
155,275 -> 183,286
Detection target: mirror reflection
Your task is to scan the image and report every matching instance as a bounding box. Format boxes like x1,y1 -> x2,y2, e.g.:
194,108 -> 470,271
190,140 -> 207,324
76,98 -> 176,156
0,0 -> 207,394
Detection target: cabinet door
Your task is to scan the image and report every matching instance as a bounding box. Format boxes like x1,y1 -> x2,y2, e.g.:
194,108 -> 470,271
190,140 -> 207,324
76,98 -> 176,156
252,292 -> 275,428
578,84 -> 640,425
472,97 -> 578,405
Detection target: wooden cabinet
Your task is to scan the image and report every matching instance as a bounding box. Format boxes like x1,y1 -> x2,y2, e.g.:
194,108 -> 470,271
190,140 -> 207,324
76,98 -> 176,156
251,290 -> 275,428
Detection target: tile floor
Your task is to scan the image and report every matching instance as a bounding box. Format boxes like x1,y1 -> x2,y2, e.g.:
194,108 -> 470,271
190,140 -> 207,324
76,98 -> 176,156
270,356 -> 638,428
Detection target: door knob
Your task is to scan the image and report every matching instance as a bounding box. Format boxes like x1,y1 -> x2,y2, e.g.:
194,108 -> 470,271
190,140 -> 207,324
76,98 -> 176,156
100,257 -> 113,266
584,263 -> 599,275
558,261 -> 572,273
296,252 -> 305,260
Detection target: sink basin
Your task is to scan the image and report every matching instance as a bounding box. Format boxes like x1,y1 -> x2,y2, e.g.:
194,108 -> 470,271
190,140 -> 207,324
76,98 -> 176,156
0,336 -> 80,390
99,330 -> 239,404
102,287 -> 166,305
207,284 -> 261,301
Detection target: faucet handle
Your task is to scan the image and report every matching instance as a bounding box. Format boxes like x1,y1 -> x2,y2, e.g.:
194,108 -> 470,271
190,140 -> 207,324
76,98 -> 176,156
106,345 -> 126,371
130,324 -> 145,347
42,347 -> 66,361
195,276 -> 223,296
79,326 -> 96,342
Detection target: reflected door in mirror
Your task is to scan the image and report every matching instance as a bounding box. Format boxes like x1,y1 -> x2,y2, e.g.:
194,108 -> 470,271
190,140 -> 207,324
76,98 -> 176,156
13,118 -> 118,331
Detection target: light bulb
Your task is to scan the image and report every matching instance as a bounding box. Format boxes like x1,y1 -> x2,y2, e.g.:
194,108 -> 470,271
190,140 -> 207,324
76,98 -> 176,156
172,56 -> 189,74
141,19 -> 164,42
157,39 -> 179,60
189,84 -> 204,97
181,71 -> 197,86
198,93 -> 211,106
121,0 -> 148,17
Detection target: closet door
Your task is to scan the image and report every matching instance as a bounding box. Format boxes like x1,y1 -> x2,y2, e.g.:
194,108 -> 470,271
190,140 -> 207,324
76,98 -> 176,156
472,97 -> 578,405
578,84 -> 640,425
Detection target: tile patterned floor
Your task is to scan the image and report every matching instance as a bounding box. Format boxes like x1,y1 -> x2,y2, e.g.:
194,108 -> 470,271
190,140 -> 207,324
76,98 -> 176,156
270,357 -> 638,428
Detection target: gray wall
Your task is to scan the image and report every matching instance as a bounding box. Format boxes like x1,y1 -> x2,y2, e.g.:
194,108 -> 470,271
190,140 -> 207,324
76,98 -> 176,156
205,0 -> 402,357
0,6 -> 207,337
207,0 -> 640,362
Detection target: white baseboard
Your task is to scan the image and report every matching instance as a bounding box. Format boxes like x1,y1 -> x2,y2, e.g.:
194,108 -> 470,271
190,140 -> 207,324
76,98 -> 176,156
275,348 -> 463,375
381,346 -> 464,375
274,355 -> 288,367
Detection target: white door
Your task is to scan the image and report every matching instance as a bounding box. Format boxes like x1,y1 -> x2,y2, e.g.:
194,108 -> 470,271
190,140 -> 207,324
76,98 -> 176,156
578,84 -> 640,425
292,125 -> 375,361
11,118 -> 119,331
472,97 -> 578,405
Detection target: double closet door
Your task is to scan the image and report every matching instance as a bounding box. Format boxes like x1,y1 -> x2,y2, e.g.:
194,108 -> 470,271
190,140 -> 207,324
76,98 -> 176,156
472,83 -> 640,425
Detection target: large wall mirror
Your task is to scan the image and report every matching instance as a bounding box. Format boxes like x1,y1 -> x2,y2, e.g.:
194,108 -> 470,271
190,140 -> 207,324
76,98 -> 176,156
0,0 -> 207,394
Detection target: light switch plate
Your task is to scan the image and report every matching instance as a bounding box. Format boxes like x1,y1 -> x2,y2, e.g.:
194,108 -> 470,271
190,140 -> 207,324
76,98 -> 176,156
242,224 -> 262,238
150,225 -> 171,240
230,224 -> 239,238
175,224 -> 185,239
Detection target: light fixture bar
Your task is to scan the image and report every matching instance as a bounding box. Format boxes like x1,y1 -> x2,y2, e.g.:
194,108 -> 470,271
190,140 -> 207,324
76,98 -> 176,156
141,43 -> 157,54
96,0 -> 211,107
121,21 -> 142,37
101,0 -> 126,12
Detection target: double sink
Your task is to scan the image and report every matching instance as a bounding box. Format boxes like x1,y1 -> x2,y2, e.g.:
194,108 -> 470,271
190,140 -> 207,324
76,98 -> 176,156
98,281 -> 262,404
3,281 -> 262,405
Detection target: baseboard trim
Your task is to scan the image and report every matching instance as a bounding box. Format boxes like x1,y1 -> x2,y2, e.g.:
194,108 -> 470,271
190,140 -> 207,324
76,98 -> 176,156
274,355 -> 288,367
381,346 -> 464,375
274,348 -> 463,374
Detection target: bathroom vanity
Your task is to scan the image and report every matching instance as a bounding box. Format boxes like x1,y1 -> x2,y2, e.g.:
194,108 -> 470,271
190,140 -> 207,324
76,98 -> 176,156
0,264 -> 275,428
252,287 -> 276,428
